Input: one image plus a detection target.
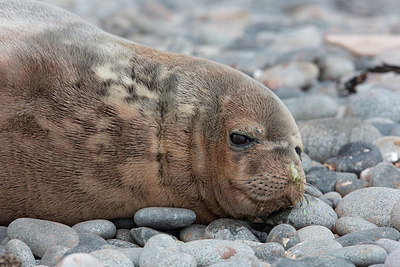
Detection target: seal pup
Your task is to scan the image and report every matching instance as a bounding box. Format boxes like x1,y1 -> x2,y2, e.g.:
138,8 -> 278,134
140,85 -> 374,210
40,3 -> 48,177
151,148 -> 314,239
0,0 -> 305,225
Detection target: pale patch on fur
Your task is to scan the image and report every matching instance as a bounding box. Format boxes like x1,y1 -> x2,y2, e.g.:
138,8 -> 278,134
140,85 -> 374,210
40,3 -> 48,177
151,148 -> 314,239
178,104 -> 196,116
103,84 -> 130,104
93,63 -> 119,81
134,82 -> 159,100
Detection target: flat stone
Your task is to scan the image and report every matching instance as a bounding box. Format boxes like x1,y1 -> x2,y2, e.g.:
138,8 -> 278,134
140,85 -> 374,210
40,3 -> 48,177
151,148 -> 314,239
335,216 -> 378,236
204,219 -> 258,242
40,245 -> 70,266
179,224 -> 207,242
134,207 -> 196,230
56,253 -> 104,267
297,225 -> 334,242
336,187 -> 400,227
7,218 -> 79,258
5,239 -> 35,267
336,227 -> 400,247
90,249 -> 134,267
325,244 -> 387,266
72,219 -> 116,239
287,238 -> 342,259
265,224 -> 299,249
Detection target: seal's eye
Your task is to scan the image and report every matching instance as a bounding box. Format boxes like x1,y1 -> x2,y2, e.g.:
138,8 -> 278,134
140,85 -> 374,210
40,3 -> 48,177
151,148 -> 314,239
230,133 -> 255,147
295,146 -> 302,157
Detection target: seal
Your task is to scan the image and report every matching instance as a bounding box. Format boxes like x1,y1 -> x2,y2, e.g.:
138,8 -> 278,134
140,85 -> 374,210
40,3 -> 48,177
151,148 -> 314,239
0,0 -> 305,225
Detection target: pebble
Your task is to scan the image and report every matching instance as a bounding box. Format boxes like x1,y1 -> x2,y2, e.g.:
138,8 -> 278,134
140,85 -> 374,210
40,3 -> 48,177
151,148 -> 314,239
320,56 -> 355,80
204,219 -> 258,242
115,229 -> 136,243
268,195 -> 338,230
282,95 -> 338,121
180,239 -> 254,266
266,224 -> 299,249
271,257 -> 308,267
90,249 -> 134,267
336,227 -> 400,247
56,253 -> 104,267
298,118 -> 381,162
374,136 -> 400,163
306,167 -> 339,193
253,242 -> 284,261
134,207 -> 196,230
287,238 -> 342,259
107,239 -> 138,248
335,216 -> 378,236
130,227 -> 161,247
336,187 -> 400,227
7,218 -> 79,258
385,245 -> 400,267
0,227 -> 7,244
301,153 -> 313,173
208,254 -> 265,267
64,232 -> 108,256
325,141 -> 383,175
375,238 -> 400,253
335,176 -> 369,197
391,200 -> 400,231
325,244 -> 387,266
273,87 -> 305,100
72,219 -> 116,239
304,184 -> 323,198
297,225 -> 334,242
319,191 -> 342,209
118,248 -> 143,266
179,224 -> 207,242
5,239 -> 35,267
40,245 -> 70,266
300,255 -> 356,267
366,117 -> 399,136
369,162 -> 400,188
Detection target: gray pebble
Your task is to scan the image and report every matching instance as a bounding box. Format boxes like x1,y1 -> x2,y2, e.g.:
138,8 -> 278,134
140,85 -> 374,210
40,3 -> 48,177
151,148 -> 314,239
130,227 -> 161,247
336,187 -> 400,227
375,238 -> 400,253
253,242 -> 284,261
118,248 -> 143,266
297,225 -> 334,242
336,227 -> 400,247
72,219 -> 116,239
100,244 -> 119,250
283,95 -> 338,121
301,153 -> 313,173
287,239 -> 342,259
64,232 -> 108,256
7,218 -> 79,258
40,245 -> 69,266
208,254 -> 265,267
0,226 -> 7,244
319,191 -> 342,209
134,207 -> 196,230
391,200 -> 400,231
180,239 -> 254,266
107,239 -> 138,248
366,117 -> 399,136
304,184 -> 323,198
306,167 -> 339,194
5,239 -> 35,267
301,255 -> 355,267
204,219 -> 258,242
370,162 -> 400,188
335,175 -> 368,197
266,224 -> 299,249
273,87 -> 305,100
90,249 -> 134,267
299,118 -> 381,162
56,253 -> 104,267
385,245 -> 400,267
179,224 -> 207,242
320,56 -> 355,80
325,244 -> 387,266
335,216 -> 378,236
268,195 -> 338,230
271,257 -> 308,267
1,237 -> 9,246
115,229 -> 136,243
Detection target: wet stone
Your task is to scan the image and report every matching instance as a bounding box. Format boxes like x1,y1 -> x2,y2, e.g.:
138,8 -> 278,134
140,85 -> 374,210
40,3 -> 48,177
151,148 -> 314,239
134,207 -> 196,230
107,239 -> 138,248
5,239 -> 35,267
90,249 -> 134,267
40,245 -> 69,266
369,162 -> 400,188
335,176 -> 369,197
179,224 -> 207,242
297,225 -> 334,242
325,141 -> 383,175
325,244 -> 387,266
336,227 -> 400,247
265,224 -> 299,249
335,216 -> 378,236
72,219 -> 116,240
306,167 -> 339,194
287,238 -> 342,259
204,219 -> 259,242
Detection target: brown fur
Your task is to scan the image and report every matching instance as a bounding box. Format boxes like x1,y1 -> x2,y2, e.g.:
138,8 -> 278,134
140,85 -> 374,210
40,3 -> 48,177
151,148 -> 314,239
0,0 -> 305,225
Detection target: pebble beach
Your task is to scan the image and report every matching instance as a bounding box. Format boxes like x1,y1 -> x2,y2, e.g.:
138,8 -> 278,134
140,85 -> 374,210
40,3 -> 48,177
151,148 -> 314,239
2,0 -> 400,266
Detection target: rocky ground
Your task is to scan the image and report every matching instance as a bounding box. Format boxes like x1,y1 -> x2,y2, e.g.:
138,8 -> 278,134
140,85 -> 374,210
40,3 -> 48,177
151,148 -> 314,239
2,0 -> 400,266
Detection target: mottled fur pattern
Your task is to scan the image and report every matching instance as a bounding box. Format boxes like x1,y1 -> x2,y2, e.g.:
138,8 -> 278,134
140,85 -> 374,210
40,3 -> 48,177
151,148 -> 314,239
0,0 -> 305,225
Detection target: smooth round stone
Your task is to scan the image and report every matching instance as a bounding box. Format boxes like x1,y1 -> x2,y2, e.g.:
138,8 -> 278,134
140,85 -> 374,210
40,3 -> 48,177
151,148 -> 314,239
270,257 -> 308,267
282,95 -> 338,121
319,191 -> 342,209
336,187 -> 400,227
259,61 -> 319,89
204,219 -> 258,242
391,200 -> 400,231
346,88 -> 400,123
0,227 -> 7,244
115,229 -> 136,243
118,248 -> 143,267
287,238 -> 342,259
90,249 -> 133,267
179,224 -> 207,242
7,218 -> 79,258
375,238 -> 400,253
385,245 -> 400,267
130,227 -> 162,247
40,245 -> 69,266
301,255 -> 355,267
366,117 -> 399,136
335,216 -> 378,235
325,244 -> 387,266
180,239 -> 254,266
65,232 -> 108,257
369,162 -> 400,188
253,242 -> 284,262
72,220 -> 116,239
297,225 -> 334,242
374,136 -> 400,163
335,176 -> 369,197
134,207 -> 196,230
306,167 -> 339,193
56,253 -> 103,267
299,118 -> 381,162
336,227 -> 400,247
265,224 -> 299,249
107,239 -> 138,248
325,141 -> 383,175
268,195 -> 338,230
320,56 -> 355,80
208,254 -> 265,267
5,239 -> 35,267
304,184 -> 323,198
111,218 -> 137,230
273,87 -> 305,100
